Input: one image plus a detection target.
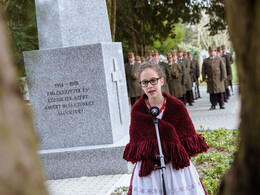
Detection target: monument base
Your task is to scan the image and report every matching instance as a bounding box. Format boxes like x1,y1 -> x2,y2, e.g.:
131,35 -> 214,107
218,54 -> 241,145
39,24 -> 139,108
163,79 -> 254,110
40,134 -> 133,179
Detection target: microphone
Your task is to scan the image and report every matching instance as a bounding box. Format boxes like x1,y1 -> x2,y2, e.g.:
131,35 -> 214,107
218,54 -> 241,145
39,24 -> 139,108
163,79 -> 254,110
149,106 -> 160,117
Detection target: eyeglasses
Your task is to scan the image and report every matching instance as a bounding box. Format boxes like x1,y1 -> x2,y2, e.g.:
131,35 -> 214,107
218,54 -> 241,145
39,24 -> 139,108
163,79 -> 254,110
140,77 -> 162,87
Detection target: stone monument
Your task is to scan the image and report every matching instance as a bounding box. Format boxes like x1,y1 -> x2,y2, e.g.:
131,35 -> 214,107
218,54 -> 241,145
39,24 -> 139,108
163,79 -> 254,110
23,0 -> 131,179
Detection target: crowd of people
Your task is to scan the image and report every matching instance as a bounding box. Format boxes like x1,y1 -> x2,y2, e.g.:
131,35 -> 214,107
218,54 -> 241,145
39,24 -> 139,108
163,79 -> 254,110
124,44 -> 234,110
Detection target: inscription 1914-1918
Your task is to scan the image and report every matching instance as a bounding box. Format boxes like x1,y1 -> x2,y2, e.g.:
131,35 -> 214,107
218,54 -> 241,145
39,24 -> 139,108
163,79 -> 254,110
44,81 -> 94,116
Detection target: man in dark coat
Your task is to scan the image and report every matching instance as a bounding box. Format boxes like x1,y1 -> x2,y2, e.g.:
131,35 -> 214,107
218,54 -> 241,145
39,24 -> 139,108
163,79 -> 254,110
188,51 -> 201,99
202,46 -> 227,110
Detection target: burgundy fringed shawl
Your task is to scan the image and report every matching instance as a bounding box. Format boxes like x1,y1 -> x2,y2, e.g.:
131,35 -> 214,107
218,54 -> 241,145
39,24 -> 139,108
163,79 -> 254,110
123,92 -> 209,177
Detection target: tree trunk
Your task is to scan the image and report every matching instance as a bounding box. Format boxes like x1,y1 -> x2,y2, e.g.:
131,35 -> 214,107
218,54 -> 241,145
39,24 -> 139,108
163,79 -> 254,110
0,10 -> 47,195
111,0 -> 116,42
106,0 -> 116,41
219,1 -> 260,194
130,1 -> 138,55
140,6 -> 144,57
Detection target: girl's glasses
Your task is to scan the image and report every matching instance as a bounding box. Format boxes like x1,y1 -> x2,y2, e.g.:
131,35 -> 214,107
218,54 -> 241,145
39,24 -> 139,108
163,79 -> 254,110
140,77 -> 162,87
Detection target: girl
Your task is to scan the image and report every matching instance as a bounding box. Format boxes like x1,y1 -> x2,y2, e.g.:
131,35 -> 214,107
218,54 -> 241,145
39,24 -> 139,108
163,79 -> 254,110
123,61 -> 208,195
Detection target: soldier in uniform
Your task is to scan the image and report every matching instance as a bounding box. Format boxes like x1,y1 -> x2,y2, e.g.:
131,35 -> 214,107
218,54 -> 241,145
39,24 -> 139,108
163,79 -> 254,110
133,56 -> 143,101
151,49 -> 170,93
176,48 -> 187,105
135,56 -> 141,63
169,51 -> 183,98
178,47 -> 193,106
141,56 -> 146,64
202,46 -> 227,110
125,52 -> 137,106
221,44 -> 233,96
217,46 -> 229,102
188,51 -> 201,99
146,50 -> 153,61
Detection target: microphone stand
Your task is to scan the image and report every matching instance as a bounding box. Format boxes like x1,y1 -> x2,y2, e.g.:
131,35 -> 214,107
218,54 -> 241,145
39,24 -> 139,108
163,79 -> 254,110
149,106 -> 169,195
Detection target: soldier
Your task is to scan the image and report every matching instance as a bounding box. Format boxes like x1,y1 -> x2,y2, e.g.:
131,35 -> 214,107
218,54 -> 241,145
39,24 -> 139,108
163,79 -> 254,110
133,57 -> 143,101
178,47 -> 193,106
135,56 -> 141,63
217,46 -> 229,102
166,52 -> 173,67
188,51 -> 201,99
125,52 -> 137,106
141,56 -> 146,64
169,51 -> 183,98
151,49 -> 170,93
176,48 -> 187,105
146,50 -> 153,61
183,51 -> 188,58
221,44 -> 233,96
202,46 -> 227,110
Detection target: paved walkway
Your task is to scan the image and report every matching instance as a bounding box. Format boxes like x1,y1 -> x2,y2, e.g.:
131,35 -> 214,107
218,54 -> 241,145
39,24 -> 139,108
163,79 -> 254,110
46,85 -> 240,195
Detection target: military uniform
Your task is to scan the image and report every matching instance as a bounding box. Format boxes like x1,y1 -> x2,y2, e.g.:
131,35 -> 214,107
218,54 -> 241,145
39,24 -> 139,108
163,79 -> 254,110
169,60 -> 183,98
177,58 -> 187,104
188,51 -> 201,99
132,62 -> 143,98
151,49 -> 170,94
125,52 -> 138,106
221,45 -> 233,96
217,46 -> 229,102
177,47 -> 192,105
202,46 -> 227,109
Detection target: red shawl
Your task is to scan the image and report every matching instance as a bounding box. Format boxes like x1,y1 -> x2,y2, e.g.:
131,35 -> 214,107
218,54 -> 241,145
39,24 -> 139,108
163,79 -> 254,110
123,92 -> 208,177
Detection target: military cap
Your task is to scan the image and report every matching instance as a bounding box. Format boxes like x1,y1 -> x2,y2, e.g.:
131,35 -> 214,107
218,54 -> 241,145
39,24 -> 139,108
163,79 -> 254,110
166,53 -> 172,59
183,51 -> 187,56
208,46 -> 214,52
141,56 -> 146,62
146,50 -> 152,55
151,49 -> 158,56
128,52 -> 134,58
187,51 -> 192,55
135,55 -> 141,61
217,46 -> 221,52
221,44 -> 226,50
177,47 -> 183,53
171,51 -> 176,56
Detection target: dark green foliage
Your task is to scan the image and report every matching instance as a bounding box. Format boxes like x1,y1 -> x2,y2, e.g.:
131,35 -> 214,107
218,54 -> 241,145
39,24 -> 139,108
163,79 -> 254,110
1,0 -> 38,76
202,0 -> 226,36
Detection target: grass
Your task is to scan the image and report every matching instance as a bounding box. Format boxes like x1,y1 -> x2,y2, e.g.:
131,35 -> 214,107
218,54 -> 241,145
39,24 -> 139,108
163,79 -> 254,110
111,128 -> 239,195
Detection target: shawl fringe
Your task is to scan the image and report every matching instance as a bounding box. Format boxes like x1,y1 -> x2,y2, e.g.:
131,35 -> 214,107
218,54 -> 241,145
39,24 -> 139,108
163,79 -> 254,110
123,140 -> 190,176
181,134 -> 209,157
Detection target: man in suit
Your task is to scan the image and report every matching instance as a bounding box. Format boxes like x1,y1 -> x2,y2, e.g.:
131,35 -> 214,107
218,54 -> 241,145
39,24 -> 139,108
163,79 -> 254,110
202,46 -> 227,110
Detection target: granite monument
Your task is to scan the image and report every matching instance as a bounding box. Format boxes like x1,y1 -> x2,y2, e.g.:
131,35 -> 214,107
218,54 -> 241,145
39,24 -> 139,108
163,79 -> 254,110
23,0 -> 131,179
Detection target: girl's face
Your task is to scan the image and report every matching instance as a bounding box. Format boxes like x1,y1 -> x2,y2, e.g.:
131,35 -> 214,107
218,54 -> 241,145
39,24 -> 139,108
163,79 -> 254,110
140,68 -> 164,99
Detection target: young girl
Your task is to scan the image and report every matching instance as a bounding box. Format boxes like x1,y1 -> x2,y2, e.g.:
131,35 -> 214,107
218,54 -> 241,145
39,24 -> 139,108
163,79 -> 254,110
123,61 -> 208,195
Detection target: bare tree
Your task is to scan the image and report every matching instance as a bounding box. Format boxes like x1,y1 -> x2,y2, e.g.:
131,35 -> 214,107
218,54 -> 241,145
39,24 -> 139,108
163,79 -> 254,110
0,10 -> 47,195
